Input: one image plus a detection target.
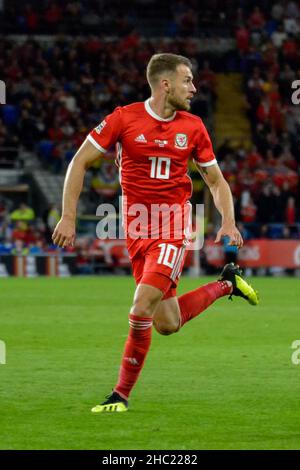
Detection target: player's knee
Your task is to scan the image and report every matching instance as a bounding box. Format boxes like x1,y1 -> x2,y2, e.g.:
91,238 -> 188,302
131,292 -> 161,317
153,318 -> 179,336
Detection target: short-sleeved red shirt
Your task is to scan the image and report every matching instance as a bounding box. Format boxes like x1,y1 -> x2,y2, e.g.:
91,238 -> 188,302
88,98 -> 217,238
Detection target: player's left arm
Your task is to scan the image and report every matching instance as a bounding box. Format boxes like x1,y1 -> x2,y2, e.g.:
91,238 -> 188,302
195,162 -> 243,248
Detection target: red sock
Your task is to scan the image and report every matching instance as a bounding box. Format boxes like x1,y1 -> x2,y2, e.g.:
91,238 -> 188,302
114,314 -> 152,400
178,281 -> 232,328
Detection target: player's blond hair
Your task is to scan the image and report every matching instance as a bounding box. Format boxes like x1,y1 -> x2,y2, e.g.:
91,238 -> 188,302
146,53 -> 192,90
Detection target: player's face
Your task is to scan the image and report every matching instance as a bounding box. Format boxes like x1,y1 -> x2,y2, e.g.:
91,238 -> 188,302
167,65 -> 196,111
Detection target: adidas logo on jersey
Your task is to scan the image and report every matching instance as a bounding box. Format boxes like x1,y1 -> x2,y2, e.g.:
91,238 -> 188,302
135,134 -> 147,143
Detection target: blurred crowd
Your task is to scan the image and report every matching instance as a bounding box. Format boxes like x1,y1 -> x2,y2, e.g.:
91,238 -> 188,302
221,0 -> 300,235
0,34 -> 216,164
0,199 -> 58,254
0,0 -> 239,37
0,198 -> 111,273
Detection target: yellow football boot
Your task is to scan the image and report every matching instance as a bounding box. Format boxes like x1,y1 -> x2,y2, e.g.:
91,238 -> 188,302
91,391 -> 128,413
219,263 -> 259,306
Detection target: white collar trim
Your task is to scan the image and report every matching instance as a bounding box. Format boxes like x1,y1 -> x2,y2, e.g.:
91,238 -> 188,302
144,98 -> 176,122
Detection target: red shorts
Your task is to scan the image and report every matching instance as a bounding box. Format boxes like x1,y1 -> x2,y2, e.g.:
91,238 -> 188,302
126,237 -> 188,300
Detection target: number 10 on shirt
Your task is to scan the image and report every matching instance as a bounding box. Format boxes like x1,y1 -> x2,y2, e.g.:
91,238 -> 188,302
149,157 -> 171,179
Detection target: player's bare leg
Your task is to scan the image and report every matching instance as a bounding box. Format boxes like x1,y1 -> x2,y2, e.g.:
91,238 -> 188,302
91,284 -> 163,413
130,283 -> 163,317
153,296 -> 181,335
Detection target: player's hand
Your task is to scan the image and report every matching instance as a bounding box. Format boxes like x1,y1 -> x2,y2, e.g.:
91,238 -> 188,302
52,217 -> 76,248
214,223 -> 243,248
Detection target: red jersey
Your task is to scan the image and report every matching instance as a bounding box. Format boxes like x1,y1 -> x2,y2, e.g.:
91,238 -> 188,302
88,98 -> 216,238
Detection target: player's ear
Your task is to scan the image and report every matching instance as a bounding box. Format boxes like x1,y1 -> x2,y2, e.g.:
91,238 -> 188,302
162,78 -> 171,93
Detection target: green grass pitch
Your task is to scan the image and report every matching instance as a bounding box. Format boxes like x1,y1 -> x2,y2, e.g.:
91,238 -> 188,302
0,276 -> 300,450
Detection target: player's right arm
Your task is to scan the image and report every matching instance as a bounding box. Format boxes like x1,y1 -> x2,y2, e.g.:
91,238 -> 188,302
52,139 -> 104,248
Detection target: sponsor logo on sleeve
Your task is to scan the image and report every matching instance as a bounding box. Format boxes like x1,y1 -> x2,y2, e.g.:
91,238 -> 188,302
95,120 -> 107,134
